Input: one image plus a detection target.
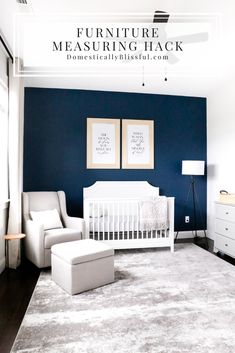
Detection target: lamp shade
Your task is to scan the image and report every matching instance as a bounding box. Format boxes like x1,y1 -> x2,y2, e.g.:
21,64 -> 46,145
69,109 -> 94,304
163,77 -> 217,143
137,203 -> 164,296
182,160 -> 205,176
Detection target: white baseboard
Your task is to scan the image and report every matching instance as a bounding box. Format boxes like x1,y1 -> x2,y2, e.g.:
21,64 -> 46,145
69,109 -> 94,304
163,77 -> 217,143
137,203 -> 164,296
175,230 -> 212,240
0,256 -> 5,274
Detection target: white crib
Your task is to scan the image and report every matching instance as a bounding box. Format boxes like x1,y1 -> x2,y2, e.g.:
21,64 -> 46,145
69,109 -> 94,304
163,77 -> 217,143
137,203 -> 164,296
83,181 -> 174,252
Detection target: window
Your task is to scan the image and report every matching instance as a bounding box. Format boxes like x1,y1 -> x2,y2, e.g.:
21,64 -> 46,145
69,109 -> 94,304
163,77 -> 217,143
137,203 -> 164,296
0,47 -> 8,202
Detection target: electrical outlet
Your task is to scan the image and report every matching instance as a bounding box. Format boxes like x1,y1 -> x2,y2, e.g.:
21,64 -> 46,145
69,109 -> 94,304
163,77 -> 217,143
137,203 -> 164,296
185,216 -> 190,223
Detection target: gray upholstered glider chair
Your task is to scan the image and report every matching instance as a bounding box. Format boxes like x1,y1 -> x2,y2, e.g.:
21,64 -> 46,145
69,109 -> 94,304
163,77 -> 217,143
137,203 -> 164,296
22,191 -> 85,268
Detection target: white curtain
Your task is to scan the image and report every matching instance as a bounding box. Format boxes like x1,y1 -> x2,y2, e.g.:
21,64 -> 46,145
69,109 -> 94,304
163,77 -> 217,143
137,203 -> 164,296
7,58 -> 24,268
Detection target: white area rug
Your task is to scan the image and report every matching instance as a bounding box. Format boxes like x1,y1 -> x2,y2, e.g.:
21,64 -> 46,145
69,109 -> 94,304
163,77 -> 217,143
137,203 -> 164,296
11,244 -> 235,353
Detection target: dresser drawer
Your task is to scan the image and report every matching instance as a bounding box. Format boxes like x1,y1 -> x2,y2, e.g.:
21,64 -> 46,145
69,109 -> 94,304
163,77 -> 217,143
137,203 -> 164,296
215,219 -> 235,240
216,203 -> 235,222
215,234 -> 235,257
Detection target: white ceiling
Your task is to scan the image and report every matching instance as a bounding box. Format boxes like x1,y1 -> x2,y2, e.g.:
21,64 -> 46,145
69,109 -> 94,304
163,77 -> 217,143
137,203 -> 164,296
26,0 -> 235,15
0,0 -> 234,95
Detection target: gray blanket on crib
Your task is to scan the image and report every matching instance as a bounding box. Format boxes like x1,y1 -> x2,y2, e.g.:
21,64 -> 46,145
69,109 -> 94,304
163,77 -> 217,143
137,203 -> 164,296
139,196 -> 168,231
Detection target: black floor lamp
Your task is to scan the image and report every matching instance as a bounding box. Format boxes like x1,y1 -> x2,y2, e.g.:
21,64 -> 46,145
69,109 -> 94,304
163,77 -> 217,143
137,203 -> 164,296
175,160 -> 208,247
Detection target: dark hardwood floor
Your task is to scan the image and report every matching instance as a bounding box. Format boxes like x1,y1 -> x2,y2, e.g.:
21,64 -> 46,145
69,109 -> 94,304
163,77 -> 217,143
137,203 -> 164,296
0,238 -> 234,353
177,236 -> 235,266
0,258 -> 40,353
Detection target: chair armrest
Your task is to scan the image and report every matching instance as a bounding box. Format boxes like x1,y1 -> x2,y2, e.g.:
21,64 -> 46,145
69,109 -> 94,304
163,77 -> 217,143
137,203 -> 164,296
24,218 -> 45,267
25,219 -> 44,235
57,191 -> 85,237
63,216 -> 85,235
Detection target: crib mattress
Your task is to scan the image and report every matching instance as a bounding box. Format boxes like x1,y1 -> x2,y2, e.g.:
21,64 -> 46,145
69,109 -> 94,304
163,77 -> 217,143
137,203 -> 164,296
88,215 -> 168,233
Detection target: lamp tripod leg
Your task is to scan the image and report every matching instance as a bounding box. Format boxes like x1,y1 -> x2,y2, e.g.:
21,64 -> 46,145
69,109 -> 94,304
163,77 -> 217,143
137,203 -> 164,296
191,176 -> 198,238
193,183 -> 209,249
175,180 -> 193,242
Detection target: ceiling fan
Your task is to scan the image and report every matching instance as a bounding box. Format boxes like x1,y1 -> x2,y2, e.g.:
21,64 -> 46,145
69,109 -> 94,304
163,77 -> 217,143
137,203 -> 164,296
153,10 -> 209,64
16,0 -> 28,4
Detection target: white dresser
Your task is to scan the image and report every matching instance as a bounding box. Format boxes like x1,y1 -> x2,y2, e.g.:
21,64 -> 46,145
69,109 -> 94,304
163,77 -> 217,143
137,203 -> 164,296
214,202 -> 235,258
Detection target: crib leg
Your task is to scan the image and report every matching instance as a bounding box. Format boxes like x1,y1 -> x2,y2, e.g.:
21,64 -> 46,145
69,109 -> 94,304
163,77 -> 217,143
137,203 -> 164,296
170,234 -> 174,252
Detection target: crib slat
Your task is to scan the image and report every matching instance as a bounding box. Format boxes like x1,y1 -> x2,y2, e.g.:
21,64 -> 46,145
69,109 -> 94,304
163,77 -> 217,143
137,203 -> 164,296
92,202 -> 95,240
118,202 -> 119,239
108,202 -> 110,241
137,203 -> 139,240
97,202 -> 100,241
122,202 -> 124,240
112,203 -> 115,240
131,202 -> 133,239
87,202 -> 90,239
139,201 -> 143,239
103,202 -> 105,240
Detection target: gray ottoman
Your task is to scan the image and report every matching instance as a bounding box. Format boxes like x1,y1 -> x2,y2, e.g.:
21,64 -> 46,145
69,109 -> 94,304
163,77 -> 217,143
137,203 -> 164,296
51,239 -> 114,295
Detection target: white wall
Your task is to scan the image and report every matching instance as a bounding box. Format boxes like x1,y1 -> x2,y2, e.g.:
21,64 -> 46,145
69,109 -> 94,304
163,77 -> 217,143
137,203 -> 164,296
206,1 -> 235,240
207,77 -> 235,239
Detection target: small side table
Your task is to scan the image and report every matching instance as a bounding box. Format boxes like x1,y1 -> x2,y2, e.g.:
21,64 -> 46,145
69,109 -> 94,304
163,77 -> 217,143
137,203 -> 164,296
4,233 -> 26,269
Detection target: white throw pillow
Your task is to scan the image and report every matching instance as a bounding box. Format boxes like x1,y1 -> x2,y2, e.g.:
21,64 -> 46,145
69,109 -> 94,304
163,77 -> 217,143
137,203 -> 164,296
30,209 -> 63,230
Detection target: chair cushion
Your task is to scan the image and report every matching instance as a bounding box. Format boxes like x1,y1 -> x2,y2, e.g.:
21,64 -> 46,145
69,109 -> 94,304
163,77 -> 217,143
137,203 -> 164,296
30,209 -> 63,230
44,228 -> 82,249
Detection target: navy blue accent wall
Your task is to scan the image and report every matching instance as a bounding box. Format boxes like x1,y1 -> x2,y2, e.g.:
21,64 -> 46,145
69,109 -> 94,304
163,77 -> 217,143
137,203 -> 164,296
24,88 -> 207,231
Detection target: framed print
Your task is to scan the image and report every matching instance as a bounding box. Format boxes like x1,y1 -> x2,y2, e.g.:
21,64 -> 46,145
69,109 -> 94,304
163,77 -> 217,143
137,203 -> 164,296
87,118 -> 120,169
122,119 -> 154,169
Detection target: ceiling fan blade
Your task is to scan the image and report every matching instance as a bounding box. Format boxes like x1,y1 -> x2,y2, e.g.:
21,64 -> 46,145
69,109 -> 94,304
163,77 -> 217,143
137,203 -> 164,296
153,11 -> 170,23
167,52 -> 180,64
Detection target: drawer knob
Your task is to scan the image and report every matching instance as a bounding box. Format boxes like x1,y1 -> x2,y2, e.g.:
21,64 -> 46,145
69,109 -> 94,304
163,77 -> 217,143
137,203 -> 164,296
225,244 -> 228,246
225,228 -> 229,231
226,212 -> 229,215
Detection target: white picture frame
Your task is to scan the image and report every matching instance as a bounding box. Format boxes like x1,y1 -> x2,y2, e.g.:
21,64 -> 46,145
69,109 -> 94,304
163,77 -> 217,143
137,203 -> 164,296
122,119 -> 154,169
87,118 -> 120,169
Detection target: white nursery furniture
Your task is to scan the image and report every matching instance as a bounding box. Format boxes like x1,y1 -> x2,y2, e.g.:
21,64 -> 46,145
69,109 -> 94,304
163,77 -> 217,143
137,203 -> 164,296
22,191 -> 85,268
83,181 -> 174,252
214,201 -> 235,258
51,239 -> 114,295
